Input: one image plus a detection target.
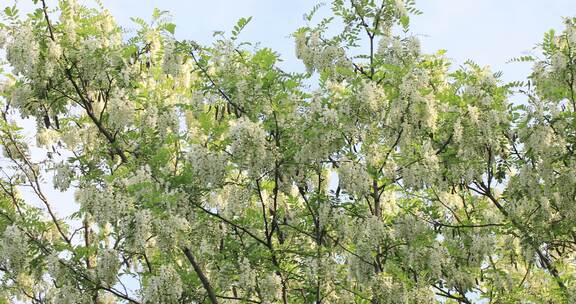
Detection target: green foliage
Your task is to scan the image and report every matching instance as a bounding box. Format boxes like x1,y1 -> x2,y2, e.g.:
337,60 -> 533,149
231,16 -> 252,40
0,0 -> 574,303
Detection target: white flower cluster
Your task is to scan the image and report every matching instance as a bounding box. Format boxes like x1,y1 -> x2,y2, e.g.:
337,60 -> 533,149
59,125 -> 81,149
46,253 -> 69,283
53,162 -> 74,191
108,91 -> 135,129
462,74 -> 497,108
75,185 -> 131,226
360,80 -> 387,112
123,165 -> 152,188
309,97 -> 339,126
522,124 -> 558,157
10,84 -> 33,116
398,68 -> 439,132
295,31 -> 348,74
218,184 -> 252,218
453,117 -> 463,143
142,266 -> 183,304
1,135 -> 29,161
155,215 -> 190,249
377,35 -> 421,66
75,38 -> 114,85
187,144 -> 227,187
229,118 -> 270,175
338,161 -> 371,196
530,20 -> 576,104
260,273 -> 282,302
97,10 -> 121,48
293,98 -> 342,165
394,0 -> 409,16
0,225 -> 28,272
5,23 -> 39,76
419,94 -> 438,131
0,27 -> 6,48
403,140 -> 440,188
428,243 -> 448,279
399,68 -> 429,98
469,233 -> 494,264
157,109 -> 180,138
44,39 -> 63,77
127,209 -> 153,251
96,249 -> 119,286
36,128 -> 60,148
237,257 -> 256,289
48,284 -> 91,304
372,275 -> 407,303
162,39 -> 184,76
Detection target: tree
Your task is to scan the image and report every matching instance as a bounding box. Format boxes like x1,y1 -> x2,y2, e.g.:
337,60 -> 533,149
0,0 -> 574,303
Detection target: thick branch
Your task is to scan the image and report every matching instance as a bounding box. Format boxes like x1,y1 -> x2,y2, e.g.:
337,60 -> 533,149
182,247 -> 219,304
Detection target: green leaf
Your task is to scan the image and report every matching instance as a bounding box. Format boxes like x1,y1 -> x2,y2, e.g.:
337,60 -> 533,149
4,5 -> 18,18
165,22 -> 176,34
253,48 -> 277,69
152,8 -> 169,20
507,55 -> 535,63
130,16 -> 148,29
400,15 -> 410,29
543,29 -> 557,55
232,16 -> 252,39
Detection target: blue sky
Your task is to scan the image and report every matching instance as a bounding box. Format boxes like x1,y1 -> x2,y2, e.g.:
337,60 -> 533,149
18,0 -> 576,82
95,0 -> 576,82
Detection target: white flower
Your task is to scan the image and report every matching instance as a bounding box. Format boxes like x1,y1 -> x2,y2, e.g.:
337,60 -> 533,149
162,39 -> 182,76
467,105 -> 480,124
6,23 -> 39,76
108,92 -> 135,129
295,31 -> 347,74
143,266 -> 183,304
550,52 -> 567,73
75,185 -> 131,226
360,80 -> 386,111
0,28 -> 7,48
453,118 -> 463,143
0,225 -> 28,272
155,215 -> 189,249
238,257 -> 256,288
36,128 -> 60,148
10,84 -> 33,113
99,10 -> 116,34
48,284 -> 91,304
53,162 -> 74,191
157,109 -> 179,137
56,126 -> 74,149
188,144 -> 227,187
406,36 -> 421,57
421,94 -> 438,131
128,209 -> 153,250
295,32 -> 315,72
338,161 -> 371,196
96,249 -> 119,286
260,273 -> 282,302
229,118 -> 270,175
422,140 -> 439,172
395,0 -> 408,16
219,184 -> 252,218
47,39 -> 63,60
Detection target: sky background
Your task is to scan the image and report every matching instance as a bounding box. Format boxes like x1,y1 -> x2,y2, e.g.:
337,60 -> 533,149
18,0 -> 576,81
98,0 -> 574,83
10,0 -> 576,217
